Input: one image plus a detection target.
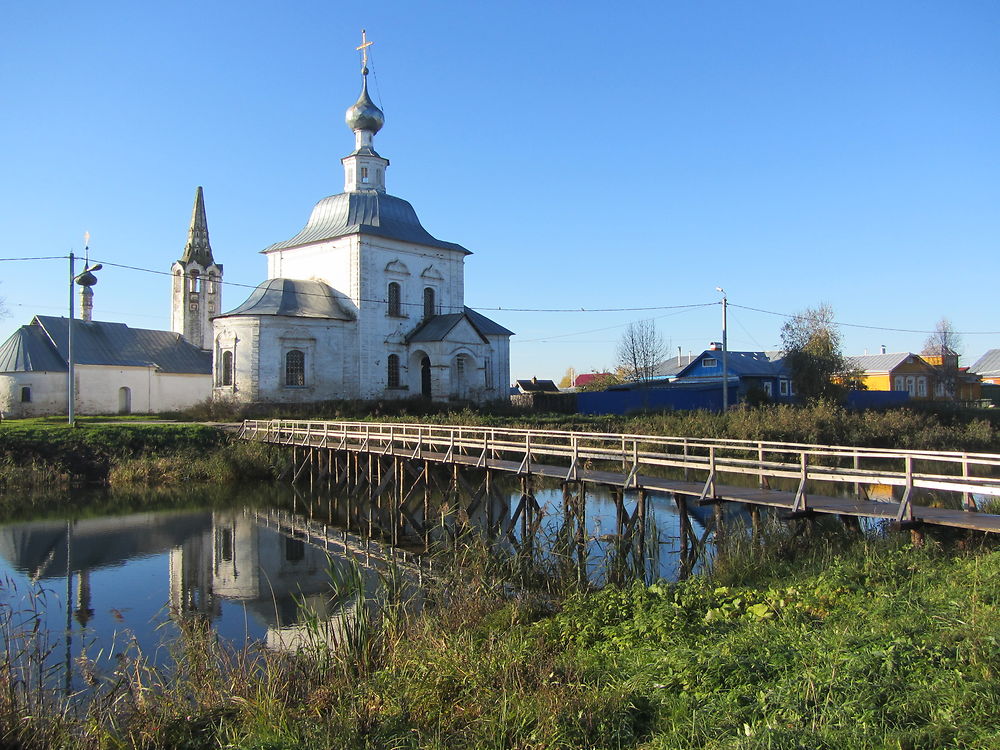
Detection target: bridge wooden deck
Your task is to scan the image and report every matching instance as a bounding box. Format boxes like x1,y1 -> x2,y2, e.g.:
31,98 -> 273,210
239,420 -> 1000,535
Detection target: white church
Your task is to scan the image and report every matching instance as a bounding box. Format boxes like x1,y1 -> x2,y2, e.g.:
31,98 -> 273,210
0,41 -> 512,416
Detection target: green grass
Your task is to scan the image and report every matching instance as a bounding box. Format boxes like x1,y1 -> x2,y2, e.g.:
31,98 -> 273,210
6,529 -> 1000,749
0,420 -> 232,486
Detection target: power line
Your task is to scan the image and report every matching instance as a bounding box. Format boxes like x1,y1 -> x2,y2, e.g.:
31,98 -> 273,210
730,303 -> 1000,336
1,254 -> 994,337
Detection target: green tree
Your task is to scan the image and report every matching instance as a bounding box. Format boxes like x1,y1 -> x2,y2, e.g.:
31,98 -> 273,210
780,304 -> 859,401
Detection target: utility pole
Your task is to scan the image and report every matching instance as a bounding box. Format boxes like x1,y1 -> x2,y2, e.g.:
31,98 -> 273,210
716,287 -> 728,411
68,251 -> 76,425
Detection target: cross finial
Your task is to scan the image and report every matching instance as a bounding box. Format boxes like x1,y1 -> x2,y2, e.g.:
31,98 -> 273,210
356,29 -> 374,72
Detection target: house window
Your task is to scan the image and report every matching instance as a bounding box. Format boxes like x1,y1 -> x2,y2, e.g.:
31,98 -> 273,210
423,287 -> 436,319
917,376 -> 927,398
906,376 -> 916,396
387,282 -> 402,317
220,350 -> 233,386
763,382 -> 772,397
702,357 -> 718,368
285,349 -> 305,387
894,376 -> 905,391
779,379 -> 789,396
20,386 -> 31,403
387,354 -> 401,389
361,166 -> 369,184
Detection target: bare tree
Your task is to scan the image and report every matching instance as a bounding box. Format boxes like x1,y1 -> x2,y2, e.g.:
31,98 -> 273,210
617,319 -> 667,384
922,317 -> 962,399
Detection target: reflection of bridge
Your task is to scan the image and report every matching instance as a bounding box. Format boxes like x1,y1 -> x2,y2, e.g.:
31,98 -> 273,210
240,420 -> 1000,539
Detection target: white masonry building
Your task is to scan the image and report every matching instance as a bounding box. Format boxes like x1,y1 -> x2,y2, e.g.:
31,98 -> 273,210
209,54 -> 512,404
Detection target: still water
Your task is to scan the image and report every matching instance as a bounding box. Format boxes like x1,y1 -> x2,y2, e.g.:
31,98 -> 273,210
0,480 -> 717,692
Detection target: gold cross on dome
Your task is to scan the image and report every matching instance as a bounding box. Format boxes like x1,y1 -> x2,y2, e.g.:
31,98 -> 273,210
356,29 -> 374,70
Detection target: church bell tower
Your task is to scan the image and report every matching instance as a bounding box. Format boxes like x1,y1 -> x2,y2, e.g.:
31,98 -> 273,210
171,186 -> 222,350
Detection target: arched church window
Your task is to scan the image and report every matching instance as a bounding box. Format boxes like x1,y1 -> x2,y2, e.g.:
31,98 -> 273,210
387,354 -> 400,388
189,270 -> 200,293
220,350 -> 233,387
387,282 -> 401,317
285,350 -> 305,387
423,287 -> 436,319
361,166 -> 369,184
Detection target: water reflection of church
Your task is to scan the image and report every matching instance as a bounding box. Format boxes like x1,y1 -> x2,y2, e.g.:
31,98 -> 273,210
0,508 -> 380,652
170,510 -> 369,650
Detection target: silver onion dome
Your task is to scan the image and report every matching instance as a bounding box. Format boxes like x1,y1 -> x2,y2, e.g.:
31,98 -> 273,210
345,74 -> 384,134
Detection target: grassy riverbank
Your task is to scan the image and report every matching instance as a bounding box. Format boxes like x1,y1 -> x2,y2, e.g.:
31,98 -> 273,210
6,530 -> 1000,749
0,418 -> 284,489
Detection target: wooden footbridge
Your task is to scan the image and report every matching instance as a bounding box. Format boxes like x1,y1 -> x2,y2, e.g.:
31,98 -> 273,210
238,420 -> 1000,542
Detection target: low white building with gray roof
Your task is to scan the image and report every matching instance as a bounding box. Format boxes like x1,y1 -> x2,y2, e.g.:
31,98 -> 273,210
0,315 -> 212,417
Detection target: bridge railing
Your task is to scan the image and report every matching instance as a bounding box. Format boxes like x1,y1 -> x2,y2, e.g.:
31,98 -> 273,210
240,419 -> 1000,519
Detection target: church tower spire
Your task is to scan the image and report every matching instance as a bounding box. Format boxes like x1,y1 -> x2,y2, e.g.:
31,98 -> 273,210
342,30 -> 389,193
171,186 -> 222,350
181,186 -> 215,267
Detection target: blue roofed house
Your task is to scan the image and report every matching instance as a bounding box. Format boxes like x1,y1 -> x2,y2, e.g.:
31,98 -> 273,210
671,345 -> 794,403
0,315 -> 212,417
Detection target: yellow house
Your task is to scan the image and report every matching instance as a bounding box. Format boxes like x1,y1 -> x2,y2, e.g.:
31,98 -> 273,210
847,352 -> 938,400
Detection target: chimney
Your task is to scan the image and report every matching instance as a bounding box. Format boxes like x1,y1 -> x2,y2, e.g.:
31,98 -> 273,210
880,344 -> 886,355
709,342 -> 721,351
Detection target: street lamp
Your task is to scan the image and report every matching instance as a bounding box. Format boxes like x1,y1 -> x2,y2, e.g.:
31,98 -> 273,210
715,287 -> 728,411
67,234 -> 101,425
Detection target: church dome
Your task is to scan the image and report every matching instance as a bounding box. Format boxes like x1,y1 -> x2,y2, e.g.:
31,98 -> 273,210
261,191 -> 470,255
345,78 -> 384,134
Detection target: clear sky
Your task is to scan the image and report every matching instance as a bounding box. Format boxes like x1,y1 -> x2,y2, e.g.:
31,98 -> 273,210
2,1 -> 997,381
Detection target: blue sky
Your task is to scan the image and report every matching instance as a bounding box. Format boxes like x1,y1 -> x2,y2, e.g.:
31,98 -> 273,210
2,1 -> 997,381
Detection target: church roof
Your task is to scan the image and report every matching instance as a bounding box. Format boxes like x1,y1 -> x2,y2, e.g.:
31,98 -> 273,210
0,317 -> 211,374
261,191 -> 470,255
406,307 -> 513,344
217,278 -> 356,320
463,307 -> 515,337
0,324 -> 65,372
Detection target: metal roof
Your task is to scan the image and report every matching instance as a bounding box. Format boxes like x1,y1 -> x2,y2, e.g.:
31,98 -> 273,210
218,278 -> 356,320
0,324 -> 66,372
970,349 -> 1000,377
262,191 -> 470,255
847,352 -> 922,373
463,307 -> 514,337
676,350 -> 788,379
405,307 -> 512,344
0,317 -> 212,374
516,379 -> 560,393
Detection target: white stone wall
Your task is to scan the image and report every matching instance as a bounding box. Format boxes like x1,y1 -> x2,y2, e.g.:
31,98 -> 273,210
0,371 -> 65,418
213,316 -> 358,403
76,366 -> 211,414
0,366 -> 210,417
